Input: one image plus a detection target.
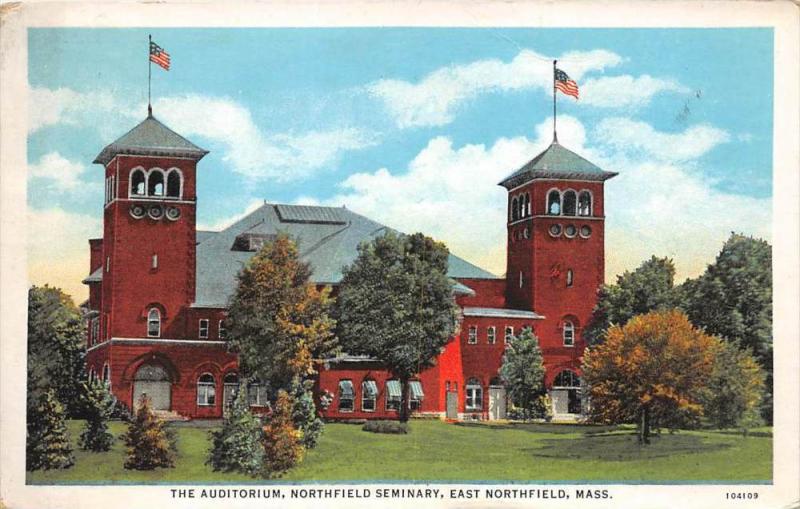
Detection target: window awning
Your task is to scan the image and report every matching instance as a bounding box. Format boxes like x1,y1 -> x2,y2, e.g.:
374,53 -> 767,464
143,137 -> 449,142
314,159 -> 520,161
386,380 -> 402,398
409,380 -> 424,399
338,380 -> 354,397
362,380 -> 378,397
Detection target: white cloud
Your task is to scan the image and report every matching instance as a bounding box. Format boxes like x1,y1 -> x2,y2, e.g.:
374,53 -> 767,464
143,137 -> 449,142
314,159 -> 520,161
152,95 -> 377,181
327,116 -> 769,283
28,152 -> 96,193
367,49 -> 623,128
594,117 -> 730,163
27,208 -> 102,302
29,87 -> 120,134
581,74 -> 688,108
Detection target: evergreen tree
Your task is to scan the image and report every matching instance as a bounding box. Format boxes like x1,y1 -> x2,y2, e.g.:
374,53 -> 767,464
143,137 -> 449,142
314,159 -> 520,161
290,378 -> 324,449
262,390 -> 303,477
26,389 -> 74,471
78,379 -> 116,452
584,256 -> 678,345
27,286 -> 86,417
499,327 -> 547,420
702,340 -> 765,430
226,234 -> 337,392
207,384 -> 264,476
679,233 -> 772,422
122,394 -> 175,470
336,232 -> 459,422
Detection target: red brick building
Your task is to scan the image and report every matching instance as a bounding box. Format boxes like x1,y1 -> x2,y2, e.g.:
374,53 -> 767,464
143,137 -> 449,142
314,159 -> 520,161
84,112 -> 616,421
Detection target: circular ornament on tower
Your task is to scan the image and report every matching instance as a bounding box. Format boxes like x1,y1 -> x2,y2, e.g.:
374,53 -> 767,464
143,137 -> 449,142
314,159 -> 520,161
580,225 -> 592,238
129,204 -> 146,219
564,224 -> 577,238
523,227 -> 530,239
166,206 -> 181,221
148,204 -> 165,220
548,224 -> 562,237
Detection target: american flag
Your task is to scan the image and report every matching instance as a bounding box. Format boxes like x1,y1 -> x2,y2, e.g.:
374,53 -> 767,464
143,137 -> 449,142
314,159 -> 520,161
555,68 -> 579,99
149,41 -> 170,71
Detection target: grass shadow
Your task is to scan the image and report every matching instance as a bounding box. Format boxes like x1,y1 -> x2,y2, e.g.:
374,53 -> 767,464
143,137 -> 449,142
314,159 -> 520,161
455,421 -> 620,435
527,432 -> 733,461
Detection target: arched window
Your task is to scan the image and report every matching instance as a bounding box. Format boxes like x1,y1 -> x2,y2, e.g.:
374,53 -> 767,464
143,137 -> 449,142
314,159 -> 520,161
517,195 -> 525,219
511,197 -> 519,221
563,320 -> 575,346
362,379 -> 377,412
130,168 -> 146,196
89,366 -> 97,382
147,308 -> 161,338
578,191 -> 592,216
524,193 -> 531,216
553,370 -> 581,388
562,190 -> 577,216
223,372 -> 239,405
166,169 -> 182,198
147,169 -> 164,196
547,190 -> 561,215
465,378 -> 483,411
102,363 -> 110,385
197,373 -> 216,406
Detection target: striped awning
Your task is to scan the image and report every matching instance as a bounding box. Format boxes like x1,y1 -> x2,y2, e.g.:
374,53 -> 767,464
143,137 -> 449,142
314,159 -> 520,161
409,380 -> 424,399
362,380 -> 378,397
338,380 -> 354,397
386,380 -> 402,398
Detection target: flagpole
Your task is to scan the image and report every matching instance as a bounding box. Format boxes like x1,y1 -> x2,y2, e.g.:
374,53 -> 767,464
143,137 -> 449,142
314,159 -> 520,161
553,59 -> 558,143
148,34 -> 152,117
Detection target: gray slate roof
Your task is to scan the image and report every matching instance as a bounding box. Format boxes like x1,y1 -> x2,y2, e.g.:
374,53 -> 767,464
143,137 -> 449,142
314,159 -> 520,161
93,114 -> 208,166
82,267 -> 103,284
193,203 -> 499,308
499,141 -> 617,189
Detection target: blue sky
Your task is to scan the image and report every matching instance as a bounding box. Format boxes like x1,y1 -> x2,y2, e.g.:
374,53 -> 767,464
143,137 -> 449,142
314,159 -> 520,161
26,28 -> 773,300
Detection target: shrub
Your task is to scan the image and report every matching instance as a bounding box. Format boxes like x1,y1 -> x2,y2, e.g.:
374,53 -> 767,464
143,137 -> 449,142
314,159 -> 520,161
207,384 -> 264,476
362,420 -> 409,434
78,379 -> 116,452
122,394 -> 175,470
291,378 -> 324,449
262,390 -> 303,477
26,388 -> 74,471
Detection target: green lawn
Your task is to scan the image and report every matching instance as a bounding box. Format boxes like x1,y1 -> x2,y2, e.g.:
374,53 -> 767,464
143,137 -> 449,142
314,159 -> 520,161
27,419 -> 772,483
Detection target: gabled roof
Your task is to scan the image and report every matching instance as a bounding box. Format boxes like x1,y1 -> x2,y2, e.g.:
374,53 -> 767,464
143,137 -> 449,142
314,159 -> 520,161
499,141 -> 617,189
193,203 -> 499,308
82,266 -> 103,284
93,114 -> 208,166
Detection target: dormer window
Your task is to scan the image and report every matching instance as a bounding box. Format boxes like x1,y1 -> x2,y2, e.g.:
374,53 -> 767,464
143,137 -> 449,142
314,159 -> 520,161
232,233 -> 277,252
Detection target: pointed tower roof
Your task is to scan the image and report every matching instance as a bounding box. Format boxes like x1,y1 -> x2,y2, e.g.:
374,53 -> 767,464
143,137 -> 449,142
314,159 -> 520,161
498,140 -> 617,189
93,113 -> 208,165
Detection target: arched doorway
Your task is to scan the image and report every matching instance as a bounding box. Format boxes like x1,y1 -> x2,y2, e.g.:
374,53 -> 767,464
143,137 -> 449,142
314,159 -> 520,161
551,370 -> 582,415
133,363 -> 172,411
488,376 -> 507,421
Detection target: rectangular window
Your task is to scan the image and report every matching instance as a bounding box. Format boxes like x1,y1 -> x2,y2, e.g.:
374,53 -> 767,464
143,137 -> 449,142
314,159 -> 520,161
409,380 -> 424,411
218,320 -> 227,339
151,254 -> 158,270
248,382 -> 268,407
467,325 -> 478,344
362,380 -> 377,412
487,326 -> 496,344
505,326 -> 514,344
106,256 -> 110,273
197,379 -> 216,406
338,380 -> 354,412
386,380 -> 401,411
199,319 -> 209,339
466,386 -> 482,410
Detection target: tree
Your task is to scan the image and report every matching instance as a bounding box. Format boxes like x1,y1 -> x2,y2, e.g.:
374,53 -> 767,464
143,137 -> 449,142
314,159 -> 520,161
27,286 -> 86,416
207,384 -> 265,476
26,388 -> 74,471
702,340 -> 765,431
78,379 -> 116,452
262,390 -> 303,477
499,327 -> 546,420
582,310 -> 718,444
679,233 -> 772,422
336,232 -> 459,422
225,234 -> 337,392
122,394 -> 175,470
291,378 -> 324,449
584,257 -> 678,345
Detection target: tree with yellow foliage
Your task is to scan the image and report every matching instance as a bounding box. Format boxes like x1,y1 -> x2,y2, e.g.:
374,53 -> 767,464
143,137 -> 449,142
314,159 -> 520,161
583,310 -> 719,444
